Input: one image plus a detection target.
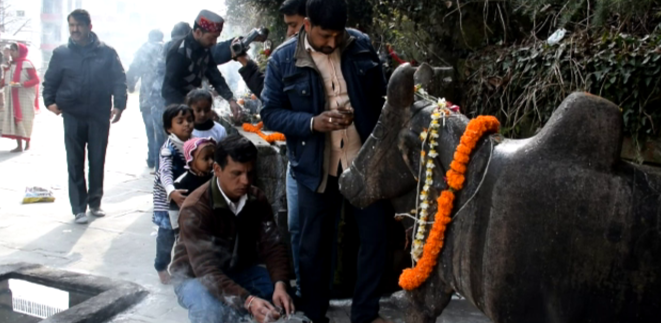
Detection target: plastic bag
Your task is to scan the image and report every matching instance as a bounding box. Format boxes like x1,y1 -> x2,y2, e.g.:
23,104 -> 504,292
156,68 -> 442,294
22,187 -> 55,204
547,28 -> 567,46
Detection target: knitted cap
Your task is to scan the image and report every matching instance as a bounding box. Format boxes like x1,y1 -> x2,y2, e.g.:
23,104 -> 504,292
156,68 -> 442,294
195,10 -> 224,33
183,137 -> 216,169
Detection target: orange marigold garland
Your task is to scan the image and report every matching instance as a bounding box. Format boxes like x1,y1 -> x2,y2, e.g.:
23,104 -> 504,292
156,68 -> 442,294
242,122 -> 286,144
399,115 -> 500,291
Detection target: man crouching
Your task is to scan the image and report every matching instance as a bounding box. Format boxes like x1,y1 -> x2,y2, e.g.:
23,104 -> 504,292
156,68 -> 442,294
171,135 -> 294,323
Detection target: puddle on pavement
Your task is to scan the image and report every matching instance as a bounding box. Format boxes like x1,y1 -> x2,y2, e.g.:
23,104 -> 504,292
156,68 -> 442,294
0,278 -> 97,323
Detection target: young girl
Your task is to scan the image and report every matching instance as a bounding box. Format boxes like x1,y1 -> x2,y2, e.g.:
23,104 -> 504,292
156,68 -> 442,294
168,137 -> 216,233
187,89 -> 228,142
153,104 -> 193,284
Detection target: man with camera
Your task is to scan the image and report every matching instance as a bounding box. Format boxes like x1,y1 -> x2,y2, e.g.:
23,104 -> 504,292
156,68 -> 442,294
162,10 -> 242,119
211,0 -> 306,99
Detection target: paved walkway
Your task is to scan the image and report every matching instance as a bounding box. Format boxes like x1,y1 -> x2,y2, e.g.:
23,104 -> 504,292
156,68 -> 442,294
0,94 -> 490,323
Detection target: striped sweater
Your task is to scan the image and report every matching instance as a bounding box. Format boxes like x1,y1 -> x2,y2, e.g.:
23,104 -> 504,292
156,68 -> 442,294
153,138 -> 187,219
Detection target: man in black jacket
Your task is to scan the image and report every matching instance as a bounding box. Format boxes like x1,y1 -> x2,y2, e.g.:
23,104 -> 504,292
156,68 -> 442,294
162,10 -> 242,120
42,9 -> 127,225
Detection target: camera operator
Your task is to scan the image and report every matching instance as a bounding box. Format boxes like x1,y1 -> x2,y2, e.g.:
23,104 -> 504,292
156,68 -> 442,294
210,0 -> 307,99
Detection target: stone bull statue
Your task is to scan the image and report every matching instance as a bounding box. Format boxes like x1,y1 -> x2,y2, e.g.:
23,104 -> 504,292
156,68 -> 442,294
339,63 -> 661,323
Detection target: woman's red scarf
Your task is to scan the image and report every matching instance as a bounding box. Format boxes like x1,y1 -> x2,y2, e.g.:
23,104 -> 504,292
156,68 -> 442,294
9,43 -> 40,123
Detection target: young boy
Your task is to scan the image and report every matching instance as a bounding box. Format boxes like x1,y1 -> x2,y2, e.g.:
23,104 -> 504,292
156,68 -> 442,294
187,89 -> 228,142
153,104 -> 194,284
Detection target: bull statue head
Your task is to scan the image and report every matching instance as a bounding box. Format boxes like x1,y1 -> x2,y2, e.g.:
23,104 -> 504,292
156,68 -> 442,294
339,63 -> 469,209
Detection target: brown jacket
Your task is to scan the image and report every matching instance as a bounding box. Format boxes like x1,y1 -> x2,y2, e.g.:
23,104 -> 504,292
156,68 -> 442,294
171,176 -> 290,306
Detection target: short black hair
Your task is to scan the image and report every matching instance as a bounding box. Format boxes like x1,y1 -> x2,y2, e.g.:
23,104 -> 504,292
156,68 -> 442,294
186,89 -> 213,107
162,104 -> 193,134
10,43 -> 18,51
306,0 -> 346,31
67,9 -> 91,26
215,135 -> 258,169
280,0 -> 307,17
148,29 -> 164,42
171,22 -> 191,38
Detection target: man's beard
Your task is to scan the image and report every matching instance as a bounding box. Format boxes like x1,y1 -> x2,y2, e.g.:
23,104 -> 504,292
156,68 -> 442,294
320,46 -> 335,54
310,43 -> 335,54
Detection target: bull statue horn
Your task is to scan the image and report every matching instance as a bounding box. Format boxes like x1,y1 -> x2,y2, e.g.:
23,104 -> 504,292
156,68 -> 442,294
413,63 -> 434,88
387,63 -> 417,109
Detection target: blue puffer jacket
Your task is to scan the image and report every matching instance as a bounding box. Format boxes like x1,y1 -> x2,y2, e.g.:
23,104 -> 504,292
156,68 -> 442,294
261,29 -> 387,192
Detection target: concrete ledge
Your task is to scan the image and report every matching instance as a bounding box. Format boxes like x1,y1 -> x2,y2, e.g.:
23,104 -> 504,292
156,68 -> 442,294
0,263 -> 148,323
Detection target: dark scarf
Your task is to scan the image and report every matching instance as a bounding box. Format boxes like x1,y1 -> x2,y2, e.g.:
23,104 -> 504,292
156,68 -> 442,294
194,119 -> 215,131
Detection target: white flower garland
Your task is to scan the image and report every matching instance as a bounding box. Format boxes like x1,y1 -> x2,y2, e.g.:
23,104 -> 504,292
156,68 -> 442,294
411,93 -> 451,262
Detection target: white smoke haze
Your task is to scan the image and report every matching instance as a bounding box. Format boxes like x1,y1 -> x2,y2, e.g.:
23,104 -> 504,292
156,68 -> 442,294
9,0 -> 252,98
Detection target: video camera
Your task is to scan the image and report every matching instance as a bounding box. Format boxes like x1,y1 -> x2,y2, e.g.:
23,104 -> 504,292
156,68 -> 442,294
231,27 -> 270,57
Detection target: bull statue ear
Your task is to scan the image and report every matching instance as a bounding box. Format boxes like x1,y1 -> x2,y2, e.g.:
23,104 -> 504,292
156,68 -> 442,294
414,63 -> 434,88
387,63 -> 417,109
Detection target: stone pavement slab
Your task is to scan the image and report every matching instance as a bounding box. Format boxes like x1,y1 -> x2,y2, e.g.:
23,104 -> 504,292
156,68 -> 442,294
0,94 -> 491,323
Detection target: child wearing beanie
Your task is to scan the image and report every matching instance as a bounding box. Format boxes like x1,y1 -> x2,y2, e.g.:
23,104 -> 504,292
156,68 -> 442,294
169,137 -> 217,232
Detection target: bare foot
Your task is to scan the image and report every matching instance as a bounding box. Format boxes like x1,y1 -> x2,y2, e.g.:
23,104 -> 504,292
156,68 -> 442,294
10,146 -> 23,153
158,270 -> 171,285
24,141 -> 30,151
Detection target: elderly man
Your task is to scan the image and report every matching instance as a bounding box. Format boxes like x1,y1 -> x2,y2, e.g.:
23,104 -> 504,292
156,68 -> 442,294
171,135 -> 294,323
162,10 -> 242,119
42,9 -> 127,225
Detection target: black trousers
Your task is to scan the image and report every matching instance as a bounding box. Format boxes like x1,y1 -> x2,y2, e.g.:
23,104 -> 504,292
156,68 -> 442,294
63,114 -> 110,215
298,175 -> 388,323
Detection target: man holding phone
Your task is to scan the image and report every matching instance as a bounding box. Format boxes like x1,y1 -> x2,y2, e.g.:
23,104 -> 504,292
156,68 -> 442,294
261,0 -> 391,322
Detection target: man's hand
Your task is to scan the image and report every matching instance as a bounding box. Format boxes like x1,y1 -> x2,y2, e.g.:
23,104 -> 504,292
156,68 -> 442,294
229,100 -> 243,123
272,282 -> 295,316
312,108 -> 354,133
248,297 -> 281,323
236,55 -> 250,67
47,104 -> 62,116
170,189 -> 188,207
110,108 -> 123,123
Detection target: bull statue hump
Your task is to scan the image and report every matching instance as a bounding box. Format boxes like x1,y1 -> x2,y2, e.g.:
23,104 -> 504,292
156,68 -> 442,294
339,64 -> 661,323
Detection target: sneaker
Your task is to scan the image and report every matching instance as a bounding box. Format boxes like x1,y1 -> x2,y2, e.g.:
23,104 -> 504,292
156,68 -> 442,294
74,213 -> 89,224
89,208 -> 106,217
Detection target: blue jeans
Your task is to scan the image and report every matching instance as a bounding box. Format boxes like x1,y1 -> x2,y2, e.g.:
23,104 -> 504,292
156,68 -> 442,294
141,109 -> 157,168
154,225 -> 175,272
174,266 -> 275,323
151,106 -> 167,170
286,165 -> 301,295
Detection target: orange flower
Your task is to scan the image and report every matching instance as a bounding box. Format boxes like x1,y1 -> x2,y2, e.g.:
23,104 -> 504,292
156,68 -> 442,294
453,152 -> 470,164
457,145 -> 471,155
399,116 -> 499,291
243,123 -> 286,144
450,160 -> 467,174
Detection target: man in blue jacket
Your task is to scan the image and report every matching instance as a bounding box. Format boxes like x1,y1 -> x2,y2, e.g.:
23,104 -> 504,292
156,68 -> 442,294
260,0 -> 390,322
42,9 -> 127,225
